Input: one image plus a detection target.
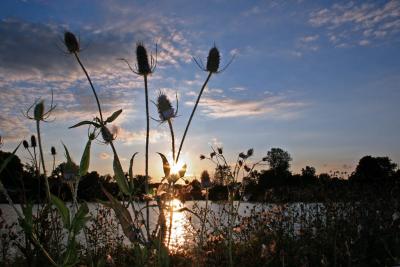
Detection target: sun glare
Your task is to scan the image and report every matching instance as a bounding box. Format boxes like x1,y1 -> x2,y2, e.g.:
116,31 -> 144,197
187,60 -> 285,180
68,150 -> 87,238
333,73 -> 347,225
170,161 -> 185,175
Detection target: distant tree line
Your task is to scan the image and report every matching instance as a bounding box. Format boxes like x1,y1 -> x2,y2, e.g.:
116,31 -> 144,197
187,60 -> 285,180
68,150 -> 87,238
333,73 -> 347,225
0,147 -> 399,203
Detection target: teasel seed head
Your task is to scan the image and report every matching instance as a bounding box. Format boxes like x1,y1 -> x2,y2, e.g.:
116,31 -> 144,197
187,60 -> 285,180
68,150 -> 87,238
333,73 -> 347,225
34,101 -> 44,121
239,152 -> 246,159
30,135 -> 37,148
206,46 -> 220,73
136,43 -> 151,75
23,140 -> 29,149
156,92 -> 176,122
51,146 -> 56,156
64,31 -> 80,53
217,147 -> 223,154
200,155 -> 206,160
247,148 -> 254,157
101,126 -> 114,144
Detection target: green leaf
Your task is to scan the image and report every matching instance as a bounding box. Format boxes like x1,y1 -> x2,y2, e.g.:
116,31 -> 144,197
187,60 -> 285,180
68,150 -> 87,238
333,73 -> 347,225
113,153 -> 130,195
69,120 -> 101,129
105,109 -> 123,124
101,187 -> 138,243
157,152 -> 170,178
79,139 -> 92,177
179,163 -> 187,178
50,194 -> 70,229
129,152 -> 139,180
62,142 -> 73,164
71,202 -> 90,235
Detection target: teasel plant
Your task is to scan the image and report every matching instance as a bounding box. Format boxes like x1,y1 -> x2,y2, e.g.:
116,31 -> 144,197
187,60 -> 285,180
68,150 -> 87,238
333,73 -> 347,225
200,147 -> 265,267
22,92 -> 56,201
176,45 -> 234,163
119,42 -> 157,238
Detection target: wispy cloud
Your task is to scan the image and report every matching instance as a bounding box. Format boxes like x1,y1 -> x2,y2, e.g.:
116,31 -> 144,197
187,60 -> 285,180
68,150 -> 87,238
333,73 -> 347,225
116,127 -> 168,145
309,1 -> 400,47
185,93 -> 307,119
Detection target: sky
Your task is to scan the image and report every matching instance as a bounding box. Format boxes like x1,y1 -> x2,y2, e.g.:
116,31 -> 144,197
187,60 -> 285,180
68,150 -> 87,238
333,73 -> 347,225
1,0 -> 400,181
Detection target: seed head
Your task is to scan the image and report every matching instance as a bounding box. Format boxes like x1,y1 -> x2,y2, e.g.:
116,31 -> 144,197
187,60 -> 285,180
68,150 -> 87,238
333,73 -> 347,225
64,31 -> 80,53
30,135 -> 37,148
51,146 -> 56,156
136,43 -> 151,75
200,155 -> 206,160
239,152 -> 246,159
206,46 -> 220,73
101,126 -> 114,144
34,101 -> 44,121
244,165 -> 251,172
217,147 -> 223,154
247,148 -> 254,157
156,92 -> 175,122
23,140 -> 29,149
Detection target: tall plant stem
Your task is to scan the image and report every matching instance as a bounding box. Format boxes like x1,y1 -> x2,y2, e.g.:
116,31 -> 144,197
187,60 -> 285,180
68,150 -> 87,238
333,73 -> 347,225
167,119 -> 175,162
74,52 -> 104,122
176,72 -> 212,162
143,74 -> 150,241
36,120 -> 50,201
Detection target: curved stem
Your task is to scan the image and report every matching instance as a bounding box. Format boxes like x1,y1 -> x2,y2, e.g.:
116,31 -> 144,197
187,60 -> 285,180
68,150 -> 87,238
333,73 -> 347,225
176,72 -> 212,162
167,119 -> 175,163
36,120 -> 50,201
144,74 -> 150,241
74,52 -> 104,122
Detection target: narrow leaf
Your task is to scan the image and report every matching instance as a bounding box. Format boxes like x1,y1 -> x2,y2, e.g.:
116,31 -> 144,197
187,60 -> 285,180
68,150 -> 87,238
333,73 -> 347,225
129,152 -> 139,180
101,187 -> 138,242
157,152 -> 170,178
62,142 -> 73,164
69,120 -> 101,129
179,163 -> 187,178
79,139 -> 92,177
50,194 -> 70,229
113,153 -> 130,195
71,202 -> 90,235
105,109 -> 123,123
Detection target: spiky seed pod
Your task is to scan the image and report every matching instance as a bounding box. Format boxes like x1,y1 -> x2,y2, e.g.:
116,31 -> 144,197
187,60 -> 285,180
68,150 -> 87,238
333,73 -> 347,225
22,140 -> 29,149
101,126 -> 114,143
262,157 -> 268,162
239,152 -> 246,159
136,43 -> 151,75
244,165 -> 251,172
156,93 -> 175,122
210,152 -> 216,158
200,155 -> 206,160
30,135 -> 37,148
217,147 -> 223,154
64,31 -> 80,53
206,46 -> 220,73
34,101 -> 44,121
247,148 -> 254,157
51,146 -> 56,156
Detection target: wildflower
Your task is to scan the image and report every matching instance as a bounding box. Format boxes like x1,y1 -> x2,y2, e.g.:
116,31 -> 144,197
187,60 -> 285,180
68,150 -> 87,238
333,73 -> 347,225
34,101 -> 44,121
136,43 -> 152,75
154,92 -> 178,123
23,140 -> 29,149
51,146 -> 56,156
64,31 -> 80,53
206,46 -> 220,73
30,135 -> 37,148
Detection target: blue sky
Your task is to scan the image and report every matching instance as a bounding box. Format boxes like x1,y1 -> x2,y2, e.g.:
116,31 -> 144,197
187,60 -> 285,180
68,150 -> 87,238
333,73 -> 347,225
1,0 -> 400,181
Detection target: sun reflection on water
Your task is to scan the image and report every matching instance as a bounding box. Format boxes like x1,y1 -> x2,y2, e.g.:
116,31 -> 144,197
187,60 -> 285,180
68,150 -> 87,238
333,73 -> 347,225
164,199 -> 193,252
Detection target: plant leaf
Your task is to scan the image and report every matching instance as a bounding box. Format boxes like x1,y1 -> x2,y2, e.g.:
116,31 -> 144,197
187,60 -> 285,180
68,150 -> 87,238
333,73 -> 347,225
129,152 -> 139,180
157,152 -> 170,178
50,194 -> 70,229
71,202 -> 90,235
105,109 -> 123,124
179,163 -> 187,178
69,120 -> 101,129
113,153 -> 130,195
101,187 -> 139,243
79,139 -> 92,177
62,142 -> 73,164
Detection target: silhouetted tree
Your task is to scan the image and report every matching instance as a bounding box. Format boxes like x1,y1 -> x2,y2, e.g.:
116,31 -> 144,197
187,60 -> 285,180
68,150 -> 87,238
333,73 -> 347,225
213,165 -> 230,186
350,155 -> 397,181
265,148 -> 292,174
